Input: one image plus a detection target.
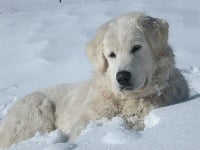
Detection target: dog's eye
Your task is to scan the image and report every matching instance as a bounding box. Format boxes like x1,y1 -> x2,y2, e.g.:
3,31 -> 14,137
131,45 -> 142,53
109,52 -> 116,58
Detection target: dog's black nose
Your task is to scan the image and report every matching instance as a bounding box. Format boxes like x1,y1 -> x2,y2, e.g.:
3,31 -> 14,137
116,71 -> 131,86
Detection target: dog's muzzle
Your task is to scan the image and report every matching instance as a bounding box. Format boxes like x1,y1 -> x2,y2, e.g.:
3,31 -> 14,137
116,71 -> 148,91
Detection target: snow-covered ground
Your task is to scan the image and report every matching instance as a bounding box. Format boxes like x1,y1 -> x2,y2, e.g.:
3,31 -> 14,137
0,0 -> 200,149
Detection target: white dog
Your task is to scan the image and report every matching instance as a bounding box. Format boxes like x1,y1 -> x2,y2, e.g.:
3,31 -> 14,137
0,12 -> 189,148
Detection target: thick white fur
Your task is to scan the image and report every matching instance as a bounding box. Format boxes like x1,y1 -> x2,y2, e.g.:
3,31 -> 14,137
0,12 -> 189,148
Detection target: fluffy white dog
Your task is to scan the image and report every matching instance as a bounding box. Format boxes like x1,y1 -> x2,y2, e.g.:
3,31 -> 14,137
0,12 -> 189,148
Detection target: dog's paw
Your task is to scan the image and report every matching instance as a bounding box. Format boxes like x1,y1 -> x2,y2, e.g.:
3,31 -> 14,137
124,116 -> 145,131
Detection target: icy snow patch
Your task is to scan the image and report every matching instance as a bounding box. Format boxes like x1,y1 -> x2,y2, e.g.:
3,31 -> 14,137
189,66 -> 200,74
9,130 -> 69,150
101,118 -> 131,145
0,95 -> 17,122
103,132 -> 128,145
144,112 -> 160,128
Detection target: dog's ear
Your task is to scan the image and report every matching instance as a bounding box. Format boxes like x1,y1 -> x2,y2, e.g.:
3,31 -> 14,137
137,15 -> 169,57
86,23 -> 108,74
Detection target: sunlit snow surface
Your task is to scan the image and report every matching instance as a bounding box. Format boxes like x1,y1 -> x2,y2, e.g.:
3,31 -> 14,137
0,0 -> 200,149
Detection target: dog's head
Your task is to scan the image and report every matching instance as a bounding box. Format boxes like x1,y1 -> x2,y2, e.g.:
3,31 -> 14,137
86,13 -> 169,95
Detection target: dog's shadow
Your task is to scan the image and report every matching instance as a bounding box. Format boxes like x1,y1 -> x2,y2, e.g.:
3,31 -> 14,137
188,94 -> 200,101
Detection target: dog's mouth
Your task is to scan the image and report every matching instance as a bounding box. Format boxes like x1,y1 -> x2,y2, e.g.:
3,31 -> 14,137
120,85 -> 133,91
140,77 -> 148,90
119,78 -> 148,91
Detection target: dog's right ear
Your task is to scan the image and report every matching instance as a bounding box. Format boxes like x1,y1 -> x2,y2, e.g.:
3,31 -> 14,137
137,14 -> 169,57
86,23 -> 109,74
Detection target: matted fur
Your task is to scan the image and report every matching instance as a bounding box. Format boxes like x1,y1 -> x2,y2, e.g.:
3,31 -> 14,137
0,12 -> 189,148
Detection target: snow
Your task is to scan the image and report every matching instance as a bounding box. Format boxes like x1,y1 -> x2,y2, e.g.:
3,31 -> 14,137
0,0 -> 200,149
